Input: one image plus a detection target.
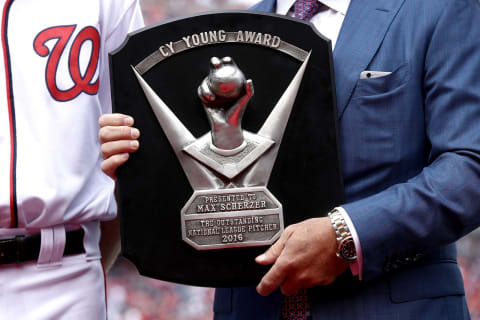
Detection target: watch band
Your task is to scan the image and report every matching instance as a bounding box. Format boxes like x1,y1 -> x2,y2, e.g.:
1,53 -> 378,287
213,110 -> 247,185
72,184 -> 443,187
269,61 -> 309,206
328,208 -> 357,262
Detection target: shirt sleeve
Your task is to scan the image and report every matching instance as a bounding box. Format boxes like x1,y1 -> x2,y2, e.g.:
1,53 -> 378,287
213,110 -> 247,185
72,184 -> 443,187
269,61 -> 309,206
98,0 -> 145,115
336,207 -> 363,280
103,0 -> 145,54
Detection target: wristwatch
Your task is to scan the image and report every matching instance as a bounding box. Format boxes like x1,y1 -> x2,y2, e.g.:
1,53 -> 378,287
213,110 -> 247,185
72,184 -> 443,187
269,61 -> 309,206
328,209 -> 357,263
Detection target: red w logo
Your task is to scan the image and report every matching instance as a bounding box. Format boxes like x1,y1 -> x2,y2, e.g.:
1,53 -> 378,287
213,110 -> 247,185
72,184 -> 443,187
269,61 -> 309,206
34,25 -> 100,101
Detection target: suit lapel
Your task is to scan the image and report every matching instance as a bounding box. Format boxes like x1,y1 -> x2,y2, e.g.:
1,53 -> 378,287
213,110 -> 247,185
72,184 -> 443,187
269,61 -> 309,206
252,0 -> 405,119
333,0 -> 405,119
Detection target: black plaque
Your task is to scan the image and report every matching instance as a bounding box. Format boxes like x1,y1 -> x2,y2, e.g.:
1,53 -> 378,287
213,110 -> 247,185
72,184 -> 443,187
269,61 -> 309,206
110,11 -> 344,287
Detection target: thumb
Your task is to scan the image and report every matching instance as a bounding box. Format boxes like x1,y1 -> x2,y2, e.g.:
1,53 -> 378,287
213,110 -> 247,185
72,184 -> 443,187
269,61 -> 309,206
255,231 -> 289,265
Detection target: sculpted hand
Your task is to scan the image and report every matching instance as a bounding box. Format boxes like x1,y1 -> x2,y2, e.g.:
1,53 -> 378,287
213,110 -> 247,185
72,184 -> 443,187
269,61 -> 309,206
256,217 -> 348,296
99,113 -> 140,179
197,56 -> 254,150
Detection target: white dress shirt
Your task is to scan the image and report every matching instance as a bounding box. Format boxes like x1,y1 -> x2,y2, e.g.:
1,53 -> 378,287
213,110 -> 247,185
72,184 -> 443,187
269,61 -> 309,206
276,0 -> 363,279
276,0 -> 350,49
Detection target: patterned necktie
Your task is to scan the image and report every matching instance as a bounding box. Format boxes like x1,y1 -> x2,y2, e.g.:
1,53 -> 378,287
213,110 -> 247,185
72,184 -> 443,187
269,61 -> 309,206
294,0 -> 324,21
281,288 -> 311,320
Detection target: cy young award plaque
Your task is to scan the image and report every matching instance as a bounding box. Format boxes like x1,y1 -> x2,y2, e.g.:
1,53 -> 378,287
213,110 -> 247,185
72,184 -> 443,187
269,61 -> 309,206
110,11 -> 344,287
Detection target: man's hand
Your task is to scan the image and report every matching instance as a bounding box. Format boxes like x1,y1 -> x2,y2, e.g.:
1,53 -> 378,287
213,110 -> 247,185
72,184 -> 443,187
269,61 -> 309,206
99,113 -> 140,179
256,217 -> 349,296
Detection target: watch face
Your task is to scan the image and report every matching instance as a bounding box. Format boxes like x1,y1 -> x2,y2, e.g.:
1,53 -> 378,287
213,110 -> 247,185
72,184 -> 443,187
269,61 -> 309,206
339,238 -> 357,262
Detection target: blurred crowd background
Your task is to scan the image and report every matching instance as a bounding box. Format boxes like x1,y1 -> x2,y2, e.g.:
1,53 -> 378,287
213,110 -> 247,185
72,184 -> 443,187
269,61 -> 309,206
106,1 -> 480,319
138,0 -> 257,23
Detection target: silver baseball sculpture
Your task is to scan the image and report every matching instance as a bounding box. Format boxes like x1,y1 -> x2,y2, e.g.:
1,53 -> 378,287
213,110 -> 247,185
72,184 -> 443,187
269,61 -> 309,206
198,56 -> 254,153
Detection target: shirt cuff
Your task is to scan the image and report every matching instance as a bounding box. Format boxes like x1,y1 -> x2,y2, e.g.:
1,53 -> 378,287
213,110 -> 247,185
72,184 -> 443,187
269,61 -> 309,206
335,206 -> 363,280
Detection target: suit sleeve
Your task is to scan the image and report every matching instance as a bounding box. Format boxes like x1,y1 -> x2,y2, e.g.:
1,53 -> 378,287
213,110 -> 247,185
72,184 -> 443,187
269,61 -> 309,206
343,0 -> 480,281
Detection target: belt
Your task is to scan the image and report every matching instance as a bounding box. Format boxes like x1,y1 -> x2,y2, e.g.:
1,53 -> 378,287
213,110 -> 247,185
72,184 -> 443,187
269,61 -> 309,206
0,229 -> 85,265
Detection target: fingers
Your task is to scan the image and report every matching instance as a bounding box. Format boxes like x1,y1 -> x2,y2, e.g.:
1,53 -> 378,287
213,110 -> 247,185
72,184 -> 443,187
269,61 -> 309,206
99,126 -> 140,144
256,226 -> 296,296
101,153 -> 129,180
100,140 -> 138,180
198,81 -> 216,102
256,258 -> 289,296
101,140 -> 139,159
256,234 -> 287,265
99,113 -> 134,128
280,277 -> 303,296
257,218 -> 348,297
98,113 -> 139,180
256,225 -> 294,265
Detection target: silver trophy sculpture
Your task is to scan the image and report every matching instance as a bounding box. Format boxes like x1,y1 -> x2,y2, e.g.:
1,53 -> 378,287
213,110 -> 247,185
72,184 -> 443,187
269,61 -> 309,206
198,56 -> 253,154
133,53 -> 310,250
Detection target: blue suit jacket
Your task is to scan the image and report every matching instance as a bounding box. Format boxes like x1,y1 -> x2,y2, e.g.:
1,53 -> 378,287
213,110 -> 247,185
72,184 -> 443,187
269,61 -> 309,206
214,0 -> 480,319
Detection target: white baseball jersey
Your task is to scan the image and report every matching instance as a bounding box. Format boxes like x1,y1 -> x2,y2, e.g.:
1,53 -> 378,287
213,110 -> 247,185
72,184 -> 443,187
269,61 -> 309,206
0,0 -> 143,318
0,0 -> 143,230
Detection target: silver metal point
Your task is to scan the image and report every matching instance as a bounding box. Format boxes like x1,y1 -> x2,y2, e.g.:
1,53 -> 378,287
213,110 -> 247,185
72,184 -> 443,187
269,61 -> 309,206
132,66 -> 223,189
234,52 -> 311,187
